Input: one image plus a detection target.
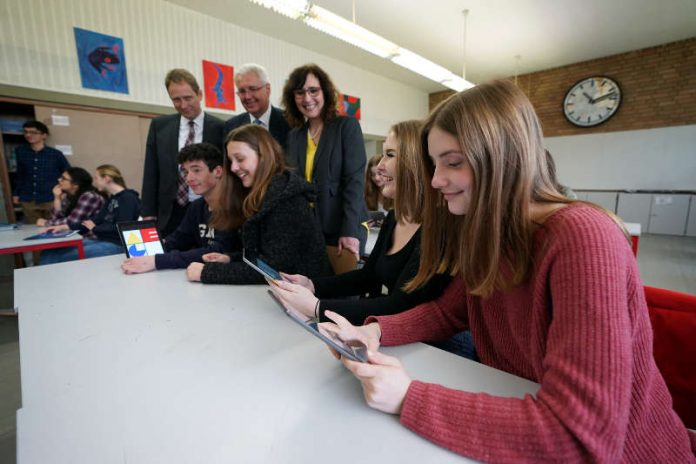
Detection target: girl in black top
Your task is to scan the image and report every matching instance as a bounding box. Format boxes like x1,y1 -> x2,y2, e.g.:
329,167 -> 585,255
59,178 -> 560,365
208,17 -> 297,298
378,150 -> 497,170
271,120 -> 450,325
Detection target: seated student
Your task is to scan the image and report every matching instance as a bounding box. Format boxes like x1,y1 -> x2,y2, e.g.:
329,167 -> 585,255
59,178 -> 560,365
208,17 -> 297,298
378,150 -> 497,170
270,120 -> 450,326
37,167 -> 104,228
41,164 -> 141,264
364,154 -> 393,213
186,124 -> 330,284
321,80 -> 695,462
121,143 -> 240,274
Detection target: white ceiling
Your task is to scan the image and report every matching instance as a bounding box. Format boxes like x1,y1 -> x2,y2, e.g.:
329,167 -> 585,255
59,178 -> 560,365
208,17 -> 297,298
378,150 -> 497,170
168,0 -> 696,93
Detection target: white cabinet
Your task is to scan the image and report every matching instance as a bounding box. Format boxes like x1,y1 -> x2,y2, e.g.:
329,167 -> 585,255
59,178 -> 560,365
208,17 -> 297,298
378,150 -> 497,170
648,194 -> 690,235
685,195 -> 696,237
586,192 -> 617,213
617,193 -> 653,233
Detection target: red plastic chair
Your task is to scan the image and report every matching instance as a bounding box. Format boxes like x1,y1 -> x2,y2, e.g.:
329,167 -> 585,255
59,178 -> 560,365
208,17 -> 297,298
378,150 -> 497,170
644,286 -> 696,429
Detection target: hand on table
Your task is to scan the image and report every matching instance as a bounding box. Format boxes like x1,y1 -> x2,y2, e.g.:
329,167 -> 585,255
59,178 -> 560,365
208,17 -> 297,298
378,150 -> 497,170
279,273 -> 315,292
121,256 -> 156,274
202,252 -> 230,264
269,280 -> 318,319
337,236 -> 360,262
44,224 -> 69,233
81,220 -> 96,231
35,218 -> 47,227
186,262 -> 204,282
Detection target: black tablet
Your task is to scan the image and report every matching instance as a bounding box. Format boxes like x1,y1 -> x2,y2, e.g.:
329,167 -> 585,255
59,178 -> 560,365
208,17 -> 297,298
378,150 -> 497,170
116,220 -> 165,258
243,250 -> 283,282
267,290 -> 368,363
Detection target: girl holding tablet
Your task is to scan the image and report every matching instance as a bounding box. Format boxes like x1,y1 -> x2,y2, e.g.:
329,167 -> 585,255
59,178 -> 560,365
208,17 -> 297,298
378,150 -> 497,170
270,120 -> 449,326
321,81 -> 694,461
186,125 -> 330,284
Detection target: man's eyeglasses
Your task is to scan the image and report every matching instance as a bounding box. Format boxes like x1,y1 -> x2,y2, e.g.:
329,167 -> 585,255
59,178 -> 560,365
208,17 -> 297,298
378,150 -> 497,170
236,85 -> 265,97
23,130 -> 43,136
59,175 -> 73,183
293,87 -> 321,98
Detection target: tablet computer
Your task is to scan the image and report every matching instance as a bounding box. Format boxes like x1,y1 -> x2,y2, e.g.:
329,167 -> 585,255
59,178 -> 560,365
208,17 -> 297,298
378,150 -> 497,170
116,220 -> 165,258
267,290 -> 368,363
242,250 -> 283,282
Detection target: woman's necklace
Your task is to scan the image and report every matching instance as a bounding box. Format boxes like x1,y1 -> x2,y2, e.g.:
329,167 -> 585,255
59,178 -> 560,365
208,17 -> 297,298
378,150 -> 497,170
309,123 -> 322,144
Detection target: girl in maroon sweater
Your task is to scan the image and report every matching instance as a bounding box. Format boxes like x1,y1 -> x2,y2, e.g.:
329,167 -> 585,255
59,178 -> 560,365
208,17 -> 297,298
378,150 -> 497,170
322,80 -> 695,462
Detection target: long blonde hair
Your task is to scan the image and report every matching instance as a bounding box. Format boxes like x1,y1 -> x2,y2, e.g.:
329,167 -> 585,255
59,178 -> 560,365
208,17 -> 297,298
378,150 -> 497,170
210,125 -> 285,230
406,80 -> 571,296
96,164 -> 127,188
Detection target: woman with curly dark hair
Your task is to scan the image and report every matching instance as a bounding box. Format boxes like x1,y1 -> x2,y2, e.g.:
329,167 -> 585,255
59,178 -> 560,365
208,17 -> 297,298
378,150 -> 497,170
282,64 -> 368,274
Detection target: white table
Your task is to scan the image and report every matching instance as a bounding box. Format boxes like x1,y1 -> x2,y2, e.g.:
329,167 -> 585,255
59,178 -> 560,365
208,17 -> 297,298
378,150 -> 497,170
15,256 -> 539,464
0,225 -> 84,259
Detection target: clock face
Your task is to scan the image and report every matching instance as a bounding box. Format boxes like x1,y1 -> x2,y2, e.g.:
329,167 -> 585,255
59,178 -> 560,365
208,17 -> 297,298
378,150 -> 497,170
563,76 -> 621,127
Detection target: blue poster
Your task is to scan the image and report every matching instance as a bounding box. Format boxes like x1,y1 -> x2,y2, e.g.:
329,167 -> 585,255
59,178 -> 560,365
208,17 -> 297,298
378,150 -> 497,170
74,27 -> 129,94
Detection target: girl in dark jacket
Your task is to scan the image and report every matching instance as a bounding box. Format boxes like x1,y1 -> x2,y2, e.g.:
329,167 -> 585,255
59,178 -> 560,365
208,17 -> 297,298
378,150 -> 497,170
186,125 -> 330,284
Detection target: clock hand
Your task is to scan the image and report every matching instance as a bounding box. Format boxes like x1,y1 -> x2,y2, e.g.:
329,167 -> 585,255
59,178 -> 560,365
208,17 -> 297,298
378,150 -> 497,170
592,91 -> 617,104
582,92 -> 594,103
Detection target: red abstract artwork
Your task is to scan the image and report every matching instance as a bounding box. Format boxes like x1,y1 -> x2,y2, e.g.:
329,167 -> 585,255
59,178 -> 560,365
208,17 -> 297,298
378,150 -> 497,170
202,60 -> 235,110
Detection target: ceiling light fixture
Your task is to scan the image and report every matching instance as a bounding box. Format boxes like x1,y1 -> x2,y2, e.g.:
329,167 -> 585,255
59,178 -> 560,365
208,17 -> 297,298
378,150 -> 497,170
249,0 -> 475,91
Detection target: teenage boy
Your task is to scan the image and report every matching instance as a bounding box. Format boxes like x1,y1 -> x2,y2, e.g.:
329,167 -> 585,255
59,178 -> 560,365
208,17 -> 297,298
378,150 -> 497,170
121,143 -> 240,274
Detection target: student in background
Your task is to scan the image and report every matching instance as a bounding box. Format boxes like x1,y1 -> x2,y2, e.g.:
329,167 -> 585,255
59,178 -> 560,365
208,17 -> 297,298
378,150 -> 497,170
41,164 -> 140,264
270,120 -> 449,326
36,167 -> 104,228
364,154 -> 393,213
321,80 -> 695,462
282,64 -> 368,274
186,125 -> 330,284
13,120 -> 70,225
121,143 -> 240,274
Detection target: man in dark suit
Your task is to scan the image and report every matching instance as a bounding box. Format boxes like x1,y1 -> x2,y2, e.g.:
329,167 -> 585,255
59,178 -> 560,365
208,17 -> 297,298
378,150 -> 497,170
223,63 -> 289,149
142,68 -> 224,236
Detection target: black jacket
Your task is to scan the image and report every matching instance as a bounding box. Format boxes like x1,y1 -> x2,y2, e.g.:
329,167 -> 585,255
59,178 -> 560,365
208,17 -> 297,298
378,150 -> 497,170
200,170 -> 331,284
155,197 -> 241,270
224,106 -> 290,150
285,116 -> 368,246
312,211 -> 451,325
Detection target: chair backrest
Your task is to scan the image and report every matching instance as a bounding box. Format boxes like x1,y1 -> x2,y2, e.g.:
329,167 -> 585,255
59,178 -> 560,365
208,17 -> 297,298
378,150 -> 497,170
644,286 -> 696,429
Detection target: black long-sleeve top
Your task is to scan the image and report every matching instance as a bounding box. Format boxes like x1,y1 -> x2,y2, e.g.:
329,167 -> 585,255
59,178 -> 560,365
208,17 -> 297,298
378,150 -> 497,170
312,210 -> 451,325
154,197 -> 241,270
69,189 -> 141,244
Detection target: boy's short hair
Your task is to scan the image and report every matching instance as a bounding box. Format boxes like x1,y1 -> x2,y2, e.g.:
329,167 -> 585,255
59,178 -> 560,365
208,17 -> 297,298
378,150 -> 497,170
23,120 -> 49,135
165,68 -> 200,94
177,142 -> 223,171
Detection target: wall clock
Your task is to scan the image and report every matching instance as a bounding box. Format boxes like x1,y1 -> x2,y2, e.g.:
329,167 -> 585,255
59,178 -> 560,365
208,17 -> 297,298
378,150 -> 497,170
563,76 -> 621,127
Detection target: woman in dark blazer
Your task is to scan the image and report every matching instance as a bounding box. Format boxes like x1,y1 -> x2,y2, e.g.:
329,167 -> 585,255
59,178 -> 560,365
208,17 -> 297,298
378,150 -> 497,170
282,64 -> 368,274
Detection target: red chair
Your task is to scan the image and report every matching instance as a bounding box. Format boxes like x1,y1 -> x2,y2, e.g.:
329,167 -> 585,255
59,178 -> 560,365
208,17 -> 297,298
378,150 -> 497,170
644,286 -> 696,429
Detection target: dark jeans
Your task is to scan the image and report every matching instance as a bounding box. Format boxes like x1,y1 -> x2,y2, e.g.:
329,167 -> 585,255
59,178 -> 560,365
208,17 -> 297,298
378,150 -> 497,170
428,331 -> 478,361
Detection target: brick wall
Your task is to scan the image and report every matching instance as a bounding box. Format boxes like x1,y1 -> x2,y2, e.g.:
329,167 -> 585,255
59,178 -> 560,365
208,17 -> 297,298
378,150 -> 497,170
429,38 -> 696,137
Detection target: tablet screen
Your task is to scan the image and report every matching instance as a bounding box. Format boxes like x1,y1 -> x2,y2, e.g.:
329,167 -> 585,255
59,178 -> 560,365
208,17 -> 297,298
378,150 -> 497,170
117,221 -> 165,258
243,250 -> 282,282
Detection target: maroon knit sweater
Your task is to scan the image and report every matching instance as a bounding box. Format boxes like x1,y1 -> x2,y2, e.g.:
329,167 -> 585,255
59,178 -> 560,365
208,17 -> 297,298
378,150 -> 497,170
370,205 -> 695,463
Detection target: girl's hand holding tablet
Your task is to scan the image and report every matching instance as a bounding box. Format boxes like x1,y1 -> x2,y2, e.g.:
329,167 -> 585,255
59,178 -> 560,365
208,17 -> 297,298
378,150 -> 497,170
270,280 -> 318,319
322,310 -> 410,414
278,273 -> 315,293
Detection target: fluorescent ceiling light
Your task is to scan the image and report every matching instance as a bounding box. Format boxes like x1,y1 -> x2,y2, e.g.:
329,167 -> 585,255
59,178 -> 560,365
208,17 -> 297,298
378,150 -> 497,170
249,0 -> 475,91
250,0 -> 308,19
305,5 -> 398,59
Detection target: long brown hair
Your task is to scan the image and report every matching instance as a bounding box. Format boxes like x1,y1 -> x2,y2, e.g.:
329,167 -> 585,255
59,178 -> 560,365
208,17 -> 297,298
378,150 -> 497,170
364,154 -> 392,211
210,125 -> 286,230
281,64 -> 339,128
406,80 -> 572,296
391,120 -> 427,224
